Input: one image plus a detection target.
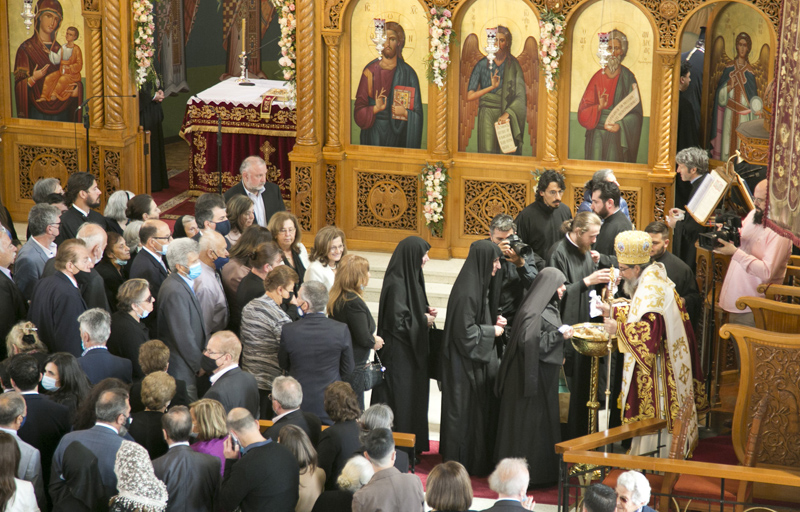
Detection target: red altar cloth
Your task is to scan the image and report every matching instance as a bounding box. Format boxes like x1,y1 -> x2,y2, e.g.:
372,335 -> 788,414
180,86 -> 297,196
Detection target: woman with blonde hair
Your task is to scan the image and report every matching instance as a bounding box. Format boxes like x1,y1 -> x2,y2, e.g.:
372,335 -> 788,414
5,321 -> 48,368
107,278 -> 153,380
268,211 -> 309,285
278,425 -> 325,512
189,398 -> 229,476
327,254 -> 384,408
304,226 -> 346,290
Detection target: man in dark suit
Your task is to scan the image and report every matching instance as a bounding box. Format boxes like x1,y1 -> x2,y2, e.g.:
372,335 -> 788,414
14,204 -> 60,302
224,156 -> 285,228
41,222 -> 110,311
0,392 -> 46,510
130,220 -> 172,333
0,228 -> 26,356
220,408 -> 299,512
8,355 -> 71,493
193,195 -> 230,248
28,239 -> 91,356
352,428 -> 424,512
265,376 -> 321,446
203,331 -> 260,419
279,281 -> 354,425
158,238 -> 207,401
668,147 -> 711,274
55,171 -> 107,245
482,458 -> 535,511
50,388 -> 130,502
153,406 -> 220,512
77,308 -> 133,384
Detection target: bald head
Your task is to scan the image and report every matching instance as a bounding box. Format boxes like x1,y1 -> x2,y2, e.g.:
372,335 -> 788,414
77,223 -> 108,263
141,220 -> 171,253
198,229 -> 228,266
227,407 -> 258,434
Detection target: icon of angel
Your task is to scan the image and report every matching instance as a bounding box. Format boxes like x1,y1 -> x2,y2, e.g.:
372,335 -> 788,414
708,31 -> 770,161
458,26 -> 538,155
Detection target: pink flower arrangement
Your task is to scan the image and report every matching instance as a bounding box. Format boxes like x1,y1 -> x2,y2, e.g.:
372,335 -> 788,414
538,10 -> 566,91
420,162 -> 450,236
273,0 -> 297,101
426,6 -> 454,89
131,0 -> 158,89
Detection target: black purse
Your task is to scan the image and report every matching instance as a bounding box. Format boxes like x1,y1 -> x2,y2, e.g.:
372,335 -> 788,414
362,351 -> 386,390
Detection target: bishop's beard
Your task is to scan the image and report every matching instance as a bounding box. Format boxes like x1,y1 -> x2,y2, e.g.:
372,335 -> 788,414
622,275 -> 640,298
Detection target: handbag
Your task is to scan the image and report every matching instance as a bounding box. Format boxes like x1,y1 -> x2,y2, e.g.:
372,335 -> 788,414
362,351 -> 385,390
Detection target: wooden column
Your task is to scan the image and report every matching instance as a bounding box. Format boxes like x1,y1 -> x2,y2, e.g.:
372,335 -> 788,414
543,88 -> 559,165
431,78 -> 449,159
294,0 -> 316,146
84,14 -> 104,128
654,52 -> 677,173
323,33 -> 341,151
102,0 -> 125,129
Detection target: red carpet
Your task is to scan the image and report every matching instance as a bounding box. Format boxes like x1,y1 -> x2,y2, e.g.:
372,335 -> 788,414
417,441 -> 561,505
151,170 -> 192,231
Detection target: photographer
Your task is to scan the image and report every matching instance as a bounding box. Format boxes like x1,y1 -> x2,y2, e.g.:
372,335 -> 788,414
716,179 -> 792,326
488,214 -> 540,330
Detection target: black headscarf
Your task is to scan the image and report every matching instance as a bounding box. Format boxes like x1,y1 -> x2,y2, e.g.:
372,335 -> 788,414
51,440 -> 107,512
377,236 -> 431,368
172,215 -> 188,238
496,267 -> 566,398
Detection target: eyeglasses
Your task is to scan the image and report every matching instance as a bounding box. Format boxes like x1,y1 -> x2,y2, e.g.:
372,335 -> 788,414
618,265 -> 631,272
753,197 -> 767,206
152,235 -> 172,241
139,295 -> 155,304
279,227 -> 296,234
203,348 -> 226,357
545,189 -> 564,196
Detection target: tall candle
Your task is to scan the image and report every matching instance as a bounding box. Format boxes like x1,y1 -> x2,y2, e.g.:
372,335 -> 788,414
241,18 -> 246,53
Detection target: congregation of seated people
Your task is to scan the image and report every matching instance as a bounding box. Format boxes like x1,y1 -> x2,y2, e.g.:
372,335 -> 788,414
0,149 -> 783,512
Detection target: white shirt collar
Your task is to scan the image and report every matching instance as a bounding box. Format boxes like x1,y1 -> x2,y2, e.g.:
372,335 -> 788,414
0,267 -> 10,281
19,391 -> 38,395
95,422 -> 120,434
168,441 -> 191,448
0,427 -> 19,436
209,364 -> 239,385
566,233 -> 579,248
60,271 -> 79,288
72,204 -> 89,217
32,237 -> 57,258
271,408 -> 299,423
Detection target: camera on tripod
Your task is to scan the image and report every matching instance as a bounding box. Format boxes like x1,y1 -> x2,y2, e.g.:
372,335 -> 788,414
698,209 -> 741,250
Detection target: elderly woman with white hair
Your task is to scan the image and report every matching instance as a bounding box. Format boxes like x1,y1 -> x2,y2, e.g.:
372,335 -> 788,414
310,455 -> 374,512
487,458 -> 535,510
104,190 -> 135,235
615,470 -> 655,512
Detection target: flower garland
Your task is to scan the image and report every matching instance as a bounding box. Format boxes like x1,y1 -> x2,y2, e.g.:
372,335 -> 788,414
425,7 -> 454,89
131,0 -> 158,90
272,0 -> 297,101
538,10 -> 566,91
420,162 -> 450,237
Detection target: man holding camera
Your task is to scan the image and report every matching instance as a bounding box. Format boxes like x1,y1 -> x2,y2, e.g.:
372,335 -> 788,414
489,214 -> 540,330
716,180 -> 792,327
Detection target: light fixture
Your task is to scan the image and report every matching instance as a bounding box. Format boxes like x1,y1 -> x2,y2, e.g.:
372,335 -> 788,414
485,27 -> 498,70
597,32 -> 610,70
372,18 -> 386,60
21,0 -> 35,33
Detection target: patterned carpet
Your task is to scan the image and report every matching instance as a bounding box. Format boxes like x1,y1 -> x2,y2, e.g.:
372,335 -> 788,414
152,142 -> 194,229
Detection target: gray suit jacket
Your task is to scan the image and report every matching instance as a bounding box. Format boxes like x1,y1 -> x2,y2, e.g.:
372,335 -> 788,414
152,444 -> 220,512
158,273 -> 207,387
351,467 -> 424,512
14,238 -> 51,302
1,429 -> 45,510
50,424 -> 124,497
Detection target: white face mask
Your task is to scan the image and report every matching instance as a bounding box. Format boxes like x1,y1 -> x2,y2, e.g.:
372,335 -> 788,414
42,375 -> 59,391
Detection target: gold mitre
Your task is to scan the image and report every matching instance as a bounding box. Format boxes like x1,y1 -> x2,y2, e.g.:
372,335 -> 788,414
614,230 -> 651,265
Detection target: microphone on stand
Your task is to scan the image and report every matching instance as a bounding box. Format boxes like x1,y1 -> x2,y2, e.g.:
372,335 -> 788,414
75,94 -> 136,173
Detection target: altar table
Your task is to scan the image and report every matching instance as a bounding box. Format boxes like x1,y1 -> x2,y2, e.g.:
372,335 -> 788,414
180,78 -> 296,195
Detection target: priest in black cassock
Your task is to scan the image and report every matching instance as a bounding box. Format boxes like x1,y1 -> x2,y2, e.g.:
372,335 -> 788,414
675,60 -> 699,211
668,147 -> 711,273
516,170 -> 572,260
55,172 -> 107,245
591,181 -> 632,268
440,239 -> 505,477
139,81 -> 168,192
547,212 -> 610,440
645,221 -> 701,336
495,268 -> 573,486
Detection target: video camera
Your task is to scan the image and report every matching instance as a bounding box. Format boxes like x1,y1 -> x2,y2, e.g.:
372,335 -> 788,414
698,209 -> 741,251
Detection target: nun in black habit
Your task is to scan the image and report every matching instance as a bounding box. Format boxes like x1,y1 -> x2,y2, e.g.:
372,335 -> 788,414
373,236 -> 434,453
440,239 -> 505,477
494,267 -> 573,486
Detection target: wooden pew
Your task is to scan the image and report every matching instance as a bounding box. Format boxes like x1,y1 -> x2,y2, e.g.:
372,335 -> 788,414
735,296 -> 800,333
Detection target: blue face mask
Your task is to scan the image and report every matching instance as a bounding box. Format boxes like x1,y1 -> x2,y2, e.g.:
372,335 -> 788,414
42,375 -> 59,391
160,243 -> 169,256
19,415 -> 26,428
214,220 -> 231,237
135,305 -> 150,320
115,259 -> 128,266
187,262 -> 202,280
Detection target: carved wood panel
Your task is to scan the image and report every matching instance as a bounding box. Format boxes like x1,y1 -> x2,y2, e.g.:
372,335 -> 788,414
463,179 -> 527,236
326,164 -> 337,225
104,150 -> 121,196
356,171 -> 418,230
750,343 -> 800,468
17,145 -> 80,200
295,165 -> 313,230
654,186 -> 667,222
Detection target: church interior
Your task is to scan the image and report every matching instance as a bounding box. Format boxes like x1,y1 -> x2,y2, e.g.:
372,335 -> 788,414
1,0 -> 800,508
